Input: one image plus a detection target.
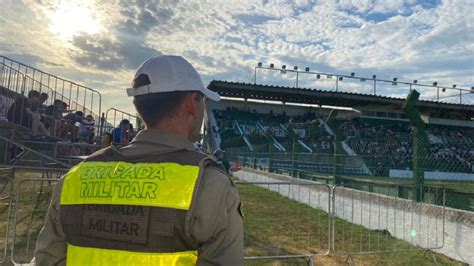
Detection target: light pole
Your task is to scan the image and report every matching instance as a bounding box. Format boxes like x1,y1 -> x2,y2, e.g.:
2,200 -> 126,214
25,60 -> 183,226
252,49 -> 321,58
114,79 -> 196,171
252,62 -> 471,102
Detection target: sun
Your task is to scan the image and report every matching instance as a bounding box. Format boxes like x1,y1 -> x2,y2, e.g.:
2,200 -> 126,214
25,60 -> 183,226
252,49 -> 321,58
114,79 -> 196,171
47,0 -> 102,41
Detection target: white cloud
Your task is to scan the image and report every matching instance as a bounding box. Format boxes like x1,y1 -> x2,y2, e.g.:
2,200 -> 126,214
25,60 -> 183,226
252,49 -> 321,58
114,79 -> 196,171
0,0 -> 472,115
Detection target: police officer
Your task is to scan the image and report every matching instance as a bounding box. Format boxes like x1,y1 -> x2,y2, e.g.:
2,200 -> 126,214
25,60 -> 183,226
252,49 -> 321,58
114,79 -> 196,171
34,56 -> 244,265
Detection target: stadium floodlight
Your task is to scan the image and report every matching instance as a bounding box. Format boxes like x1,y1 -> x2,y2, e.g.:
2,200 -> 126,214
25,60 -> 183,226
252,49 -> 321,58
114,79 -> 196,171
257,62 -> 262,67
270,63 -> 274,68
282,65 -> 286,69
338,76 -> 343,81
442,88 -> 446,92
293,66 -> 298,71
350,72 -> 355,77
316,74 -> 321,79
372,74 -> 376,79
392,77 -> 397,86
305,67 -> 310,72
452,84 -> 456,88
413,80 -> 417,84
433,82 -> 438,86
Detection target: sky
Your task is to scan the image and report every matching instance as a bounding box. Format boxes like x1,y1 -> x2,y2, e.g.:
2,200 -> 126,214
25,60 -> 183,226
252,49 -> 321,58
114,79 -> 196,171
0,0 -> 473,115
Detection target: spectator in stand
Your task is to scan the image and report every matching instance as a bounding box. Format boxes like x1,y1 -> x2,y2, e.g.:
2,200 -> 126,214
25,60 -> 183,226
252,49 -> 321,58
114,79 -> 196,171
86,115 -> 95,143
7,90 -> 49,136
111,119 -> 130,145
38,93 -> 49,114
7,95 -> 31,127
128,123 -> 137,142
78,114 -> 94,143
63,111 -> 83,141
44,100 -> 69,137
28,91 -> 50,136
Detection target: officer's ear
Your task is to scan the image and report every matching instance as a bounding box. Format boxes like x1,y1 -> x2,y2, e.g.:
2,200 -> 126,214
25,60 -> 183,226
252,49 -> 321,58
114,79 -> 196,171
183,92 -> 203,117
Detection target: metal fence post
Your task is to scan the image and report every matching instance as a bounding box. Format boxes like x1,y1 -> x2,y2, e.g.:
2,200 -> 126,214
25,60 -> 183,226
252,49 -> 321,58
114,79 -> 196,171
252,148 -> 257,169
402,90 -> 426,202
268,138 -> 273,173
291,136 -> 297,177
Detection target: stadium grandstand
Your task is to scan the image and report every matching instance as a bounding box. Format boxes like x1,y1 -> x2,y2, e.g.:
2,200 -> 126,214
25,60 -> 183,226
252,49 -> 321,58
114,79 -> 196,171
0,56 -> 141,170
204,79 -> 474,211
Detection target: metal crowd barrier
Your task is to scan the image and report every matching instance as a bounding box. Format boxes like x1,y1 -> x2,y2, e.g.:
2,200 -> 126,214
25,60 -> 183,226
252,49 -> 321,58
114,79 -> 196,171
0,167 -> 64,265
331,183 -> 445,255
0,168 -> 14,264
0,171 -> 447,265
236,181 -> 331,265
11,178 -> 58,264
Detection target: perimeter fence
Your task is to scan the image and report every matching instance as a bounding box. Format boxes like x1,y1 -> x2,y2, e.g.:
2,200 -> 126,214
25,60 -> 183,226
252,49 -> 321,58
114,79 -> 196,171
0,166 -> 458,265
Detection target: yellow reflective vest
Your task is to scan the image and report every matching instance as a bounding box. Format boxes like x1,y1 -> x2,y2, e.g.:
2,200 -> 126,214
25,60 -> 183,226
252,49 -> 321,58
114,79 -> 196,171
59,150 -> 207,266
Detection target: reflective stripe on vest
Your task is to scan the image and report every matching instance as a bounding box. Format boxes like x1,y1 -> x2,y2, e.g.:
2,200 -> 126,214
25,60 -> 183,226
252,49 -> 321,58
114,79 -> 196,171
60,161 -> 200,210
66,244 -> 198,266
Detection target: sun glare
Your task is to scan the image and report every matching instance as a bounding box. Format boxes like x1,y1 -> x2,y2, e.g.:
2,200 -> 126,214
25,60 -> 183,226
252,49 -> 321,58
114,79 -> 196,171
48,0 -> 102,41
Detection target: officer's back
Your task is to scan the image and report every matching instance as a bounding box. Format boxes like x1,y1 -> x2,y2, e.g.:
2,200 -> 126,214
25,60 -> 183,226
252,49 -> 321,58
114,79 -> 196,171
34,56 -> 244,266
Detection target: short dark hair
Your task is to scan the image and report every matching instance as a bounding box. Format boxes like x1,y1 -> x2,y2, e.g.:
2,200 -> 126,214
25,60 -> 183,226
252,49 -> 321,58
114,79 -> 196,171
133,91 -> 191,127
28,90 -> 40,98
119,119 -> 130,126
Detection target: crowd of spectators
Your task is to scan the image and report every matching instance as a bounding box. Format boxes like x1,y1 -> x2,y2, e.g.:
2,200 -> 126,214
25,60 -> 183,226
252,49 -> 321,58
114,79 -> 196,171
426,127 -> 473,172
340,119 -> 473,173
6,90 -> 96,144
213,106 -> 472,171
340,119 -> 412,171
214,107 -> 473,173
215,108 -> 333,152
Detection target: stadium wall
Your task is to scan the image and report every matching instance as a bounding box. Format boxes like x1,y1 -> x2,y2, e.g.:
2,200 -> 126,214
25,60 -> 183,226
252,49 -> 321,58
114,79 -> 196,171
389,169 -> 474,181
234,168 -> 474,265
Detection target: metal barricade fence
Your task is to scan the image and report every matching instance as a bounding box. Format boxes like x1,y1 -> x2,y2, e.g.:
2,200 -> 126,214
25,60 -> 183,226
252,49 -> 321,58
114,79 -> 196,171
331,183 -> 445,255
11,178 -> 58,264
236,181 -> 331,265
104,108 -> 143,137
0,56 -> 103,135
0,170 -> 450,264
0,168 -> 14,264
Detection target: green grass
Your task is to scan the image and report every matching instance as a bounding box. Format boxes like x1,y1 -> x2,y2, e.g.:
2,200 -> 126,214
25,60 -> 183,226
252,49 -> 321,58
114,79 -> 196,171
238,182 -> 464,265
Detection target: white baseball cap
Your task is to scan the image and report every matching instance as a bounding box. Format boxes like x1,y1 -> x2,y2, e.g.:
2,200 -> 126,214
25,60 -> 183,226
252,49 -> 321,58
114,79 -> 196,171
126,55 -> 220,101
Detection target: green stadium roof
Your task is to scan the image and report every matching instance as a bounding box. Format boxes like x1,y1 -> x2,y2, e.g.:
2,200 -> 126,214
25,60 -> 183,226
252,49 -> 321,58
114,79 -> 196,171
208,80 -> 474,116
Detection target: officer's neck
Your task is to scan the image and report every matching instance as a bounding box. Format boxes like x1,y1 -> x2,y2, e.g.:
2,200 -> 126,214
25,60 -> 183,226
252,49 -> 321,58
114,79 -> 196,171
147,122 -> 191,142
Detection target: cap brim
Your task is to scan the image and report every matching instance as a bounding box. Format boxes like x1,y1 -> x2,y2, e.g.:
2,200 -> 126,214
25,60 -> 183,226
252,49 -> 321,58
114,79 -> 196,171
202,88 -> 220,102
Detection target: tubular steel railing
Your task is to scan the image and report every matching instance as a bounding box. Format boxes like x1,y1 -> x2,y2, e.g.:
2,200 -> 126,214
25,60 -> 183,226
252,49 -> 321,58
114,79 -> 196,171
237,180 -> 331,265
0,167 -> 14,264
103,108 -> 143,138
0,56 -> 102,135
11,177 -> 60,264
0,170 -> 449,265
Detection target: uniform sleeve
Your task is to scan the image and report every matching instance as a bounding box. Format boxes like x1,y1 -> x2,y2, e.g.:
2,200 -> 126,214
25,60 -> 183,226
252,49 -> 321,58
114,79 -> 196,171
34,179 -> 67,266
189,166 -> 244,266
